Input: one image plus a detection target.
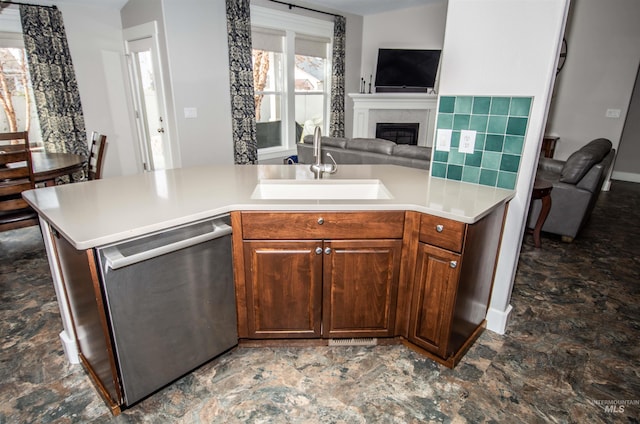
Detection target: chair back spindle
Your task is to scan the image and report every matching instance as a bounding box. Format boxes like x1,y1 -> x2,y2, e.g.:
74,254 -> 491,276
88,132 -> 107,180
0,131 -> 38,231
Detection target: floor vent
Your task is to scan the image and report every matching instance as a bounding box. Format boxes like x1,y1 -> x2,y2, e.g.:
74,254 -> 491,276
328,338 -> 378,347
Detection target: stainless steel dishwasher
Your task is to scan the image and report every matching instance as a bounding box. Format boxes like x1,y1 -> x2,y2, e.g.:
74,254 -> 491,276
96,214 -> 237,406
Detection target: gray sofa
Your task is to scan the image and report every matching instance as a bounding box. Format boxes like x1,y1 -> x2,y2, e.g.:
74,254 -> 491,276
297,135 -> 431,170
528,138 -> 615,242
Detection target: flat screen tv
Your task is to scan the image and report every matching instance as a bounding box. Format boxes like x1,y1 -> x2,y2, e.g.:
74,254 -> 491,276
374,49 -> 441,93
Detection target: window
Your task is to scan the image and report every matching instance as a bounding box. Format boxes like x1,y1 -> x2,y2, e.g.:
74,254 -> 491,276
251,6 -> 333,160
0,26 -> 42,145
252,28 -> 285,149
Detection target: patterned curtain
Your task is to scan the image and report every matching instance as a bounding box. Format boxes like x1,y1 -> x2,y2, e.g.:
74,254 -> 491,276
225,0 -> 257,164
329,15 -> 346,138
19,5 -> 87,157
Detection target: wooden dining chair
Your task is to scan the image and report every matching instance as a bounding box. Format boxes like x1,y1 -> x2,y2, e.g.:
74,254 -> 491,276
0,131 -> 39,231
88,131 -> 107,180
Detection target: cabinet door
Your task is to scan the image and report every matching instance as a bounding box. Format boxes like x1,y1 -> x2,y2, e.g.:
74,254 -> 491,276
408,243 -> 461,357
322,239 -> 402,338
244,240 -> 323,338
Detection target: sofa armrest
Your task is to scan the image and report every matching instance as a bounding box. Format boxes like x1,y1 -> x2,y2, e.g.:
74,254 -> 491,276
538,158 -> 564,174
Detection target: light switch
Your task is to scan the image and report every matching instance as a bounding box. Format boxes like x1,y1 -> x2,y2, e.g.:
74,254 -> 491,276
605,108 -> 621,118
459,130 -> 476,154
436,129 -> 452,152
184,107 -> 198,119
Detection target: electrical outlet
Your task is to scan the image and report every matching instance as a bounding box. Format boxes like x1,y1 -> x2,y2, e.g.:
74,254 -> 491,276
605,108 -> 621,118
459,130 -> 476,154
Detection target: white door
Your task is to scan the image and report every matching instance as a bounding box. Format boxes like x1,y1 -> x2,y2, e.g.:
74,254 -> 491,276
124,23 -> 172,171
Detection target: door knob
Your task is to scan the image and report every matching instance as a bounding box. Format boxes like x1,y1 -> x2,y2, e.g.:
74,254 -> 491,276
436,224 -> 444,233
450,261 -> 457,268
315,247 -> 323,255
324,247 -> 332,255
317,217 -> 324,225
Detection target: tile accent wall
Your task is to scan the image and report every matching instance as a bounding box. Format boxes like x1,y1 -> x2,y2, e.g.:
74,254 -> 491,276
431,95 -> 533,190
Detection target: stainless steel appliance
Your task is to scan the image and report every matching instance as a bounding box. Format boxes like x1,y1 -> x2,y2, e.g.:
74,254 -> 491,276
97,215 -> 237,405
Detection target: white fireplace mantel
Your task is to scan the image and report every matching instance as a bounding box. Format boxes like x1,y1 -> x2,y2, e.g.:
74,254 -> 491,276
348,93 -> 439,146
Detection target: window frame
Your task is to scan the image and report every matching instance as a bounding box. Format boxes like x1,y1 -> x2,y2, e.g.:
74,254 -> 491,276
251,5 -> 334,161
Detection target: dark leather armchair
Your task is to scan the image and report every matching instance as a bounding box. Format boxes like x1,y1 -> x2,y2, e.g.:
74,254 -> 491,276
527,138 -> 615,242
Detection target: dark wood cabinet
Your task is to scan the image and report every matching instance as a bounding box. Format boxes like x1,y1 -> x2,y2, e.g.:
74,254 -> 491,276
404,204 -> 507,367
408,243 -> 460,357
236,211 -> 405,340
322,239 -> 402,338
233,207 -> 507,368
243,240 -> 323,338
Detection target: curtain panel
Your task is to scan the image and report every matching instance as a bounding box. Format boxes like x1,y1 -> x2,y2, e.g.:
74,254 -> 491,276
329,15 -> 345,138
19,5 -> 87,158
225,0 -> 258,164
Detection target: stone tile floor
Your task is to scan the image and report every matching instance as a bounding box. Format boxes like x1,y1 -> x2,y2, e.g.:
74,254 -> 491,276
1,181 -> 638,423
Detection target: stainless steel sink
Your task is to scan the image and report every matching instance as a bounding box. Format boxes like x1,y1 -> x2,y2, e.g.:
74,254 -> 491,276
251,179 -> 393,200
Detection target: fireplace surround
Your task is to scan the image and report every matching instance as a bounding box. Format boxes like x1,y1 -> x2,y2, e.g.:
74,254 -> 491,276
349,93 -> 438,147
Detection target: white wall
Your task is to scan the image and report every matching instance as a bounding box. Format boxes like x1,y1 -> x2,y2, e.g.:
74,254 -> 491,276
161,0 -> 234,167
614,69 -> 640,182
361,2 -> 447,92
58,3 -> 139,177
545,0 -> 640,168
439,0 -> 569,334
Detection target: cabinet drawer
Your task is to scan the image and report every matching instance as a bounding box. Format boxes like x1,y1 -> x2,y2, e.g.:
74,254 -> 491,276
419,214 -> 466,252
241,211 -> 405,240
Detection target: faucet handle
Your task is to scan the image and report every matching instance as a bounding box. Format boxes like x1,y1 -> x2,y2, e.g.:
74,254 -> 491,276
325,152 -> 338,174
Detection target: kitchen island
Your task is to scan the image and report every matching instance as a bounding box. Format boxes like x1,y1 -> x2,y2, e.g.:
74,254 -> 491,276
23,164 -> 513,413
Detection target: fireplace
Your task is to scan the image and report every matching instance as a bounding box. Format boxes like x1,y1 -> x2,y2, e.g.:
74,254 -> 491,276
348,93 -> 438,147
376,122 -> 419,145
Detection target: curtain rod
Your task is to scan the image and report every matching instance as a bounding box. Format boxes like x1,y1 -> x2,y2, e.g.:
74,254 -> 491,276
267,0 -> 341,18
0,1 -> 56,8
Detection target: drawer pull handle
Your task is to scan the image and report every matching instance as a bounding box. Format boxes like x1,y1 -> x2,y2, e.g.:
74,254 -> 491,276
315,247 -> 323,255
324,247 -> 332,255
436,224 -> 444,233
317,217 -> 324,225
450,260 -> 458,268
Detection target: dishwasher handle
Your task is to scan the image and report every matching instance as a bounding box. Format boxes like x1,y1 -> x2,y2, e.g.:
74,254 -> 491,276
103,221 -> 232,270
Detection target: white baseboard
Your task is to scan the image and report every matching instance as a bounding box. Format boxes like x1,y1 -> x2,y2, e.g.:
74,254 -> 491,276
60,330 -> 80,364
485,304 -> 513,335
611,171 -> 640,184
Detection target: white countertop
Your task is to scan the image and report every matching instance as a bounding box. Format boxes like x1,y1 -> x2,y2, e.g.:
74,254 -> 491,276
23,164 -> 514,250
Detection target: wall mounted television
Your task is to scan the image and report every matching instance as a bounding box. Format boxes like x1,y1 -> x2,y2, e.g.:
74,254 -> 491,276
374,49 -> 441,93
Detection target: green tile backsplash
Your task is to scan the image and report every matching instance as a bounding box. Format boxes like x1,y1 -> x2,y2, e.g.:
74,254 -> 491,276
431,95 -> 533,190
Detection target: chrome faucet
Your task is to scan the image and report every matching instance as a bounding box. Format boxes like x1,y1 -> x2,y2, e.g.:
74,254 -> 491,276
309,126 -> 337,179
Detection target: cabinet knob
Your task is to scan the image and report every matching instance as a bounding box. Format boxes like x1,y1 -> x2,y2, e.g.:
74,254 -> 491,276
450,260 -> 458,268
317,217 -> 324,225
324,247 -> 332,255
315,247 -> 323,255
436,224 -> 444,233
